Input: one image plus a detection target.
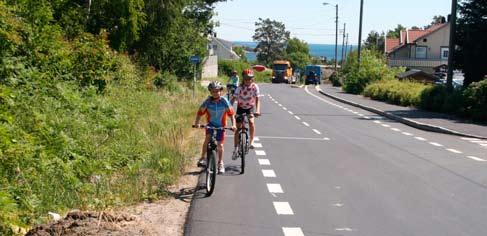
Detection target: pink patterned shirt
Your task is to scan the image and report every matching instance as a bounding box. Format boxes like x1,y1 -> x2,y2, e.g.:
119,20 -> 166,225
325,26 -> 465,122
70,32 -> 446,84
234,83 -> 260,109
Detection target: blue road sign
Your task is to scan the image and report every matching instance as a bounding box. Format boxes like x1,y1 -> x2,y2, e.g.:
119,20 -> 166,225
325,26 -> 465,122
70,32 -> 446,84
190,55 -> 200,64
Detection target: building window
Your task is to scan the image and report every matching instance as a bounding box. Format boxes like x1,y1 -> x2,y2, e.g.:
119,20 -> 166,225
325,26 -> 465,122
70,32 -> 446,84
441,47 -> 449,60
415,46 -> 427,59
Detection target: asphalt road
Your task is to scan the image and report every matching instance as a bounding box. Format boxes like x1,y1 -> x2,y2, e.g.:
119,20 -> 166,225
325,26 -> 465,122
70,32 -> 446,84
185,84 -> 487,236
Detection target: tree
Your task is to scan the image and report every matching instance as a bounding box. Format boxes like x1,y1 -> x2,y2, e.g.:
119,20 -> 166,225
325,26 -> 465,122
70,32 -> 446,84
232,46 -> 247,61
455,0 -> 487,86
425,15 -> 446,29
363,31 -> 385,53
252,18 -> 290,66
285,37 -> 311,70
386,24 -> 406,38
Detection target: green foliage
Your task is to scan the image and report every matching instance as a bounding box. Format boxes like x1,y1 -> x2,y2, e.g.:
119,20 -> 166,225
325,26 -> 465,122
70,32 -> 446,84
87,0 -> 146,51
455,0 -> 487,87
153,71 -> 183,93
285,38 -> 311,71
363,31 -> 385,53
364,79 -> 427,106
232,46 -> 247,62
386,24 -> 406,38
463,79 -> 487,120
218,60 -> 271,83
0,2 -> 207,234
365,78 -> 486,122
329,72 -> 341,87
341,49 -> 404,94
218,60 -> 251,77
253,18 -> 290,66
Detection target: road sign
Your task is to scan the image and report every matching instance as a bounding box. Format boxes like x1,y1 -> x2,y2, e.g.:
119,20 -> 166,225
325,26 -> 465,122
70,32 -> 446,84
190,55 -> 200,64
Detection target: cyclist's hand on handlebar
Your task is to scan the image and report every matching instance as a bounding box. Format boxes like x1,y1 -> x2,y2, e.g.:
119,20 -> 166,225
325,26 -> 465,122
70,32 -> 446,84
231,125 -> 237,132
192,124 -> 203,128
254,112 -> 261,117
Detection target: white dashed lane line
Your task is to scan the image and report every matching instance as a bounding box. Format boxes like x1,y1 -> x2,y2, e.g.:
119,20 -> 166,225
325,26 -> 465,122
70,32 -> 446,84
258,159 -> 270,165
429,142 -> 443,147
262,169 -> 276,177
282,227 -> 305,236
255,150 -> 266,156
267,183 -> 284,193
273,202 -> 294,215
252,143 -> 263,148
467,156 -> 487,162
294,115 -> 301,120
305,87 -> 487,163
447,148 -> 462,154
302,122 -> 310,127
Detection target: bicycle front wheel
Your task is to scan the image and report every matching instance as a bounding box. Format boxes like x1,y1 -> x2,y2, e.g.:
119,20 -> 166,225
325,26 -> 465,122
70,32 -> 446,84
206,149 -> 217,196
239,131 -> 247,174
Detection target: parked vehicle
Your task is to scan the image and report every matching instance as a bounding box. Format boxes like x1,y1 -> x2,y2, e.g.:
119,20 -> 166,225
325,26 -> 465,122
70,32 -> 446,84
304,65 -> 322,85
272,60 -> 293,83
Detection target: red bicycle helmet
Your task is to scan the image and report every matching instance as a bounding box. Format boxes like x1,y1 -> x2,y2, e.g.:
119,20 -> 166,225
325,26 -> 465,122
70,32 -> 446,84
242,69 -> 254,79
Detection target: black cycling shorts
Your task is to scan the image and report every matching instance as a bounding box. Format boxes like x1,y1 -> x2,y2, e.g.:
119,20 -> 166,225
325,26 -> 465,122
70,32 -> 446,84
236,107 -> 255,123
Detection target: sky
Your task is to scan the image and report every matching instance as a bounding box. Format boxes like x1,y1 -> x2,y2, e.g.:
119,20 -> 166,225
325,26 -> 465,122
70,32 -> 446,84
213,0 -> 453,44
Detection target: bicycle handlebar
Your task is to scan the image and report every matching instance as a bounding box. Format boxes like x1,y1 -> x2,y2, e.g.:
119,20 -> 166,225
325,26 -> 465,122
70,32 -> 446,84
192,124 -> 234,130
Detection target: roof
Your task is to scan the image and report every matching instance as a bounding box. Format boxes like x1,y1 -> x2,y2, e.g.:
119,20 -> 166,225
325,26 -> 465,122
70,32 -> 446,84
385,38 -> 400,53
386,23 -> 449,55
396,69 -> 438,80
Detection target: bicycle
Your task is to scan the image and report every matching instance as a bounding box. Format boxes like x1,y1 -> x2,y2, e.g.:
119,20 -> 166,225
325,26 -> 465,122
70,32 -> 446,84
193,124 -> 233,196
234,113 -> 258,174
226,84 -> 237,104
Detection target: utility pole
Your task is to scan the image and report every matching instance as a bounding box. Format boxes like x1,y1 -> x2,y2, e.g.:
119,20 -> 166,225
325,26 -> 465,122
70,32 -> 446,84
446,0 -> 457,92
341,23 -> 346,66
334,4 -> 339,73
344,33 -> 349,61
357,0 -> 364,68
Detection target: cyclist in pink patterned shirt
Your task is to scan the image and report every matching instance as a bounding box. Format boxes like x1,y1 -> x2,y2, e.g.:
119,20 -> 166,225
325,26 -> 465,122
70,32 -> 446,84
231,69 -> 261,158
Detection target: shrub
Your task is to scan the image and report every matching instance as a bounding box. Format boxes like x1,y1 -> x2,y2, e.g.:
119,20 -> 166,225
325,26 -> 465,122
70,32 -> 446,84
153,71 -> 182,93
218,60 -> 250,77
463,79 -> 487,121
364,79 -> 427,106
329,72 -> 341,87
341,50 -> 404,94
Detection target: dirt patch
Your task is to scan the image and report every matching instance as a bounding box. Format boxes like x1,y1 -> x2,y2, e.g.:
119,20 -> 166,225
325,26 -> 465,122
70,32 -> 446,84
26,157 -> 201,236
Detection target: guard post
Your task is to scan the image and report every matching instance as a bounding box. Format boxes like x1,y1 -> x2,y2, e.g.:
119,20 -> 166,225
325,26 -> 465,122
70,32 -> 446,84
189,55 -> 200,98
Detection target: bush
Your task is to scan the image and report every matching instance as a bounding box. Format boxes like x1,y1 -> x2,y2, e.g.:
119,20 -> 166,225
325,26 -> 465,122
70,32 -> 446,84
153,71 -> 183,93
341,50 -> 404,94
329,72 -> 341,87
218,60 -> 271,83
364,79 -> 427,106
463,79 -> 487,121
218,60 -> 251,77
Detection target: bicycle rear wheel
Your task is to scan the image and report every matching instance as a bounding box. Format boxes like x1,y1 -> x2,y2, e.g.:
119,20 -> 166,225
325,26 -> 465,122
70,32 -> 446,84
206,149 -> 217,196
239,131 -> 247,174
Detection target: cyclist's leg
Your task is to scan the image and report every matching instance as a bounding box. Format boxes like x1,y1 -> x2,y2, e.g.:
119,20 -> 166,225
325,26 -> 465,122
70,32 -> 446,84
198,133 -> 211,165
234,108 -> 244,148
216,130 -> 225,173
248,107 -> 256,146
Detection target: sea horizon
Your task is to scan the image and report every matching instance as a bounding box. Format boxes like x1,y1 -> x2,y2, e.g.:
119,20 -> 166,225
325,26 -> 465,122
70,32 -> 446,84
233,41 -> 356,62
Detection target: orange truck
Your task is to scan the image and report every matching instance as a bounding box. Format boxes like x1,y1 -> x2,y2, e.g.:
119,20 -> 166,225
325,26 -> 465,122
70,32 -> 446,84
271,60 -> 295,83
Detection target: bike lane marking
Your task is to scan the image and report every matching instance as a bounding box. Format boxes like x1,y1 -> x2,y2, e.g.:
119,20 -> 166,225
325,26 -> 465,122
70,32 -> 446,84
282,227 -> 305,236
258,159 -> 271,165
273,202 -> 294,215
262,169 -> 276,177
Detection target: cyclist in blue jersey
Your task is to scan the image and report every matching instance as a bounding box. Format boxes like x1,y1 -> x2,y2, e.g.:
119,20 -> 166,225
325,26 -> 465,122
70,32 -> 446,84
193,81 -> 236,174
226,70 -> 239,104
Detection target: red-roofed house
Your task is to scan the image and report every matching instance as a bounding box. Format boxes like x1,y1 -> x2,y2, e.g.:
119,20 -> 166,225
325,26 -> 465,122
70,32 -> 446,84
385,23 -> 450,73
